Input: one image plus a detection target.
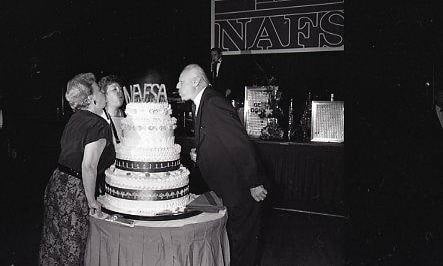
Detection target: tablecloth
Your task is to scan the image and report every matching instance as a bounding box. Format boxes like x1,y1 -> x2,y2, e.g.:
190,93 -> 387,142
85,210 -> 229,266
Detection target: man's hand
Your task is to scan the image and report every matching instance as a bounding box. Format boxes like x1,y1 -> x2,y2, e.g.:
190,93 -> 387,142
250,185 -> 268,202
190,148 -> 197,163
225,89 -> 231,98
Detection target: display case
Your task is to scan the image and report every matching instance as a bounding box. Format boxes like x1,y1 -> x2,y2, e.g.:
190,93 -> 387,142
311,101 -> 344,143
243,86 -> 280,138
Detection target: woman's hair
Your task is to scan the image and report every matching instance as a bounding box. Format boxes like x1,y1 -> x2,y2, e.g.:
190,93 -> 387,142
65,73 -> 96,111
98,75 -> 122,94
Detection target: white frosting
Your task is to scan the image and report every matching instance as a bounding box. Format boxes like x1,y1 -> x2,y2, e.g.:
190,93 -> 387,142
98,195 -> 190,216
120,117 -> 177,148
105,166 -> 189,190
125,102 -> 172,118
119,102 -> 177,150
116,144 -> 181,162
102,102 -> 191,216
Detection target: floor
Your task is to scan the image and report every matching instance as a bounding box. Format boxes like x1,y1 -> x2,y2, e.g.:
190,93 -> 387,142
260,209 -> 346,266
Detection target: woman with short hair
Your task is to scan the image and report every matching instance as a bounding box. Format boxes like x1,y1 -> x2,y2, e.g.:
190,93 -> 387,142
98,75 -> 125,143
95,75 -> 125,195
39,73 -> 115,265
98,75 -> 125,121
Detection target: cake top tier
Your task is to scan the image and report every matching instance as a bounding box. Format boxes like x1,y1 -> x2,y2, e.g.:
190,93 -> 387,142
125,102 -> 172,117
123,83 -> 168,103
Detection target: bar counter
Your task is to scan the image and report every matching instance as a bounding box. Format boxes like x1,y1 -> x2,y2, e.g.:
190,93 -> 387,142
176,137 -> 345,216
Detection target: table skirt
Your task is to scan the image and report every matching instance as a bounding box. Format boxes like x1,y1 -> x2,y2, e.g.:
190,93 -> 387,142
85,211 -> 230,266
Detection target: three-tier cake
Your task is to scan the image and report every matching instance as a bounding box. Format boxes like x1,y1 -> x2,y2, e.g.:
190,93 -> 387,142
98,84 -> 190,216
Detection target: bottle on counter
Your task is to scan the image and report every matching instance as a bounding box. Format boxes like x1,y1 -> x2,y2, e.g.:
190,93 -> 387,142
299,92 -> 312,142
287,98 -> 294,141
187,111 -> 194,136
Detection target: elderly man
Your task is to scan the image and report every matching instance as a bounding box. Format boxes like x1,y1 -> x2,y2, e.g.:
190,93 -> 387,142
177,64 -> 268,266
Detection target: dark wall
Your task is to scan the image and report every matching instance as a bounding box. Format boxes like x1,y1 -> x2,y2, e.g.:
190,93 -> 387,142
2,2 -> 212,118
345,2 -> 441,264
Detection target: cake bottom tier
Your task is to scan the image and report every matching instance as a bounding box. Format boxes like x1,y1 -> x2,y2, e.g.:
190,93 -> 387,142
98,194 -> 190,216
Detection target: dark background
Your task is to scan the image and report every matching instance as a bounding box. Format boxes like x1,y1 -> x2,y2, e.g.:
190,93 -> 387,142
1,0 -> 442,264
1,1 -> 345,120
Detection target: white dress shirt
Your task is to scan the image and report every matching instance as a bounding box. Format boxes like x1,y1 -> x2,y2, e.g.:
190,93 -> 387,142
192,87 -> 207,116
215,59 -> 221,77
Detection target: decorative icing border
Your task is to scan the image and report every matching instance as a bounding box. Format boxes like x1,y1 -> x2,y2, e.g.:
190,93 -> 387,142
105,183 -> 189,201
115,158 -> 180,172
105,166 -> 189,191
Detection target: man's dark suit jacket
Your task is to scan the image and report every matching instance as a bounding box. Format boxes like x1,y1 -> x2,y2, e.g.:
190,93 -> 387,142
194,87 -> 263,207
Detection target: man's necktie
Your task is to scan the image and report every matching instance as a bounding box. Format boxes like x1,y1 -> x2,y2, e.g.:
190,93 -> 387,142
192,102 -> 197,117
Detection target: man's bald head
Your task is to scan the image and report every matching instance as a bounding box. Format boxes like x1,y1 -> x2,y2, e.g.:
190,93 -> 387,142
181,64 -> 209,86
177,64 -> 209,101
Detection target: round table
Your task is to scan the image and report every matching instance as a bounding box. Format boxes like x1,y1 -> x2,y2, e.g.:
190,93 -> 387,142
85,210 -> 229,266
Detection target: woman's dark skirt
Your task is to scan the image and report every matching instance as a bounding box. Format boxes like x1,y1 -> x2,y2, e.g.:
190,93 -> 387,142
39,169 -> 89,265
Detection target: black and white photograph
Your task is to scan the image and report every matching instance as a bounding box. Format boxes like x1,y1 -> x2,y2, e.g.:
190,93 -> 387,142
0,1 -> 440,265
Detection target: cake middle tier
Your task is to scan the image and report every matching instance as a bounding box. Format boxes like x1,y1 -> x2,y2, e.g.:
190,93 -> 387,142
105,166 -> 190,190
120,117 -> 177,148
116,144 -> 181,162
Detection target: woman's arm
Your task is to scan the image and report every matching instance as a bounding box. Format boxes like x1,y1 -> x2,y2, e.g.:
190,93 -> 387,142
82,138 -> 106,214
